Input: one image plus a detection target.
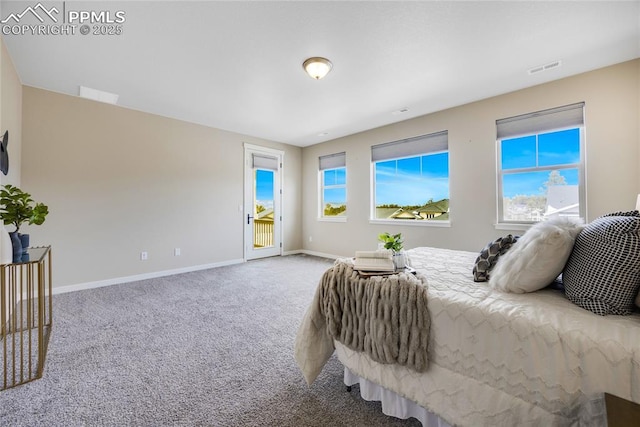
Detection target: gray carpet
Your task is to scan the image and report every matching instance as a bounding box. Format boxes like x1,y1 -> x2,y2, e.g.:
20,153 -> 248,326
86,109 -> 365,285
0,254 -> 422,426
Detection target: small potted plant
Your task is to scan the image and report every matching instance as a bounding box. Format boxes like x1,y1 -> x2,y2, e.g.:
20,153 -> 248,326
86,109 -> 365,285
0,184 -> 48,262
378,232 -> 406,269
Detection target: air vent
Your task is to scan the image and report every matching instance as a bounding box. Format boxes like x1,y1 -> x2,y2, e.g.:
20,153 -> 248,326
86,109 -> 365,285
528,60 -> 562,75
544,61 -> 561,70
78,86 -> 119,104
392,107 -> 409,116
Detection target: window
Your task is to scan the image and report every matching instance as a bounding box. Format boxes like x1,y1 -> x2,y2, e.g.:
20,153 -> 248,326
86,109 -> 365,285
371,131 -> 449,222
319,152 -> 346,218
497,103 -> 585,224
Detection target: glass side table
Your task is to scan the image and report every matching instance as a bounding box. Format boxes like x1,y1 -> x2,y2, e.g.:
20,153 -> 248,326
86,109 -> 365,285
1,246 -> 52,391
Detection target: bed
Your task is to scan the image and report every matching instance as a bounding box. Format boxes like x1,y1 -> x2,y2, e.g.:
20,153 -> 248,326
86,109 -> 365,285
295,213 -> 640,426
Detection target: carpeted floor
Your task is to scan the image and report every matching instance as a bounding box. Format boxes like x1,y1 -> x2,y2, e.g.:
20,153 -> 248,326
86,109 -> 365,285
0,254 -> 421,426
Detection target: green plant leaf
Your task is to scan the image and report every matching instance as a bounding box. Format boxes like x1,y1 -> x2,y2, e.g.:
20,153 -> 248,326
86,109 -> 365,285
377,231 -> 403,252
0,185 -> 48,231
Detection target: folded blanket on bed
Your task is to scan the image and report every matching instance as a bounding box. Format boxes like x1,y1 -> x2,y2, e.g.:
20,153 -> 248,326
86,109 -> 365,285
294,259 -> 430,385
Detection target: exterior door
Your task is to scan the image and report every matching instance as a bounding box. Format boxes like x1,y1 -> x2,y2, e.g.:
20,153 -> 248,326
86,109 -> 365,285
244,144 -> 283,260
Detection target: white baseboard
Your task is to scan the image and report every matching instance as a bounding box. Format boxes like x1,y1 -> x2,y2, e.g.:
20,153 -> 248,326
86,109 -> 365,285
53,252 -> 340,295
282,249 -> 303,256
294,249 -> 341,260
52,258 -> 246,295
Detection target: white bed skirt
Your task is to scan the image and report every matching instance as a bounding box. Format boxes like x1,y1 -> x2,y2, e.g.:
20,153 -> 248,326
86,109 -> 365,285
343,367 -> 451,427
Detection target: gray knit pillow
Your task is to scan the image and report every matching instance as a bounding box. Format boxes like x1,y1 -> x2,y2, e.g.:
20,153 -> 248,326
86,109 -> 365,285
563,211 -> 640,315
472,234 -> 519,282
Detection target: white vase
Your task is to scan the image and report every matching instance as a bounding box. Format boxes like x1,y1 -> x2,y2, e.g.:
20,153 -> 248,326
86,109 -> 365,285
0,224 -> 12,264
393,251 -> 406,270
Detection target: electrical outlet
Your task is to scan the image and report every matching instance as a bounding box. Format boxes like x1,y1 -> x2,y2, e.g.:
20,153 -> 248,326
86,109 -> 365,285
140,251 -> 148,261
309,236 -> 313,242
174,248 -> 181,256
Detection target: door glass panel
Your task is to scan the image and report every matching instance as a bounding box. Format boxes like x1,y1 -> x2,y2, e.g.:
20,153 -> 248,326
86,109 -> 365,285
254,169 -> 275,248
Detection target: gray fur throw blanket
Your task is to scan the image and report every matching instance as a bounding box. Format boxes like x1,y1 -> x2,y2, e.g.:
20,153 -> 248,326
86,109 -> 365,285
294,259 -> 430,385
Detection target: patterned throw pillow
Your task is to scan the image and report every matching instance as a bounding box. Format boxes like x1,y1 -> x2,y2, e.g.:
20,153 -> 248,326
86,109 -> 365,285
472,234 -> 519,282
563,211 -> 640,316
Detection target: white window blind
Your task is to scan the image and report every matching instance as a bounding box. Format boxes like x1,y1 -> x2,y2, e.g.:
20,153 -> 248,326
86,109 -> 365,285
496,102 -> 585,140
253,154 -> 278,170
319,152 -> 346,170
371,131 -> 448,162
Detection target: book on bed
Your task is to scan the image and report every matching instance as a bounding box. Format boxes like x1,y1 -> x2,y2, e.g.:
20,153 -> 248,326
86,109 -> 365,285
353,250 -> 395,272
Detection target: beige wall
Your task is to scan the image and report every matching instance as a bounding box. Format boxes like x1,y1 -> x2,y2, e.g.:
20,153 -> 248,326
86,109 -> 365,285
21,87 -> 302,288
0,37 -> 22,187
301,59 -> 640,257
14,58 -> 640,287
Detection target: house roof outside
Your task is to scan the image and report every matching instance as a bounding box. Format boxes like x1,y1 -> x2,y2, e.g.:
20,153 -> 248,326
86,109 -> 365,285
376,208 -> 403,219
375,199 -> 450,220
416,199 -> 449,214
390,209 -> 422,220
545,185 -> 580,218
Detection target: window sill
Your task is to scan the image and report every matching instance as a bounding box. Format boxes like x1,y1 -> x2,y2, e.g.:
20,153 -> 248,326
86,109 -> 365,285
318,216 -> 347,223
494,223 -> 532,231
369,219 -> 451,228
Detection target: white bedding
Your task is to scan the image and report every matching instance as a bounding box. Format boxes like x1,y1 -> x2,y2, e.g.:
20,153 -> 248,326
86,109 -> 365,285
335,246 -> 640,426
343,367 -> 451,427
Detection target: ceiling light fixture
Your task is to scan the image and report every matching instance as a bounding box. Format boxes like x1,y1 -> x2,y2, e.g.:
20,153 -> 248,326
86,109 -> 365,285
303,57 -> 332,80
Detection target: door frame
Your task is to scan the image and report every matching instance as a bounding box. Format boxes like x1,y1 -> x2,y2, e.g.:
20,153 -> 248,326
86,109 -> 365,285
243,143 -> 284,260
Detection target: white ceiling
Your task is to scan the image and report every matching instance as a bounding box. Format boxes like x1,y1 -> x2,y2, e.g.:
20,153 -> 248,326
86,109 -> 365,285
2,1 -> 639,147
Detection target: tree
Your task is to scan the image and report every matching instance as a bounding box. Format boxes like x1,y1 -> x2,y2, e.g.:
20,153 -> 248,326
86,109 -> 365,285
540,170 -> 567,194
324,204 -> 346,216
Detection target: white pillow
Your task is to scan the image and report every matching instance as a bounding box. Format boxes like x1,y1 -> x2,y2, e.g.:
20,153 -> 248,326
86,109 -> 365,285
489,217 -> 584,293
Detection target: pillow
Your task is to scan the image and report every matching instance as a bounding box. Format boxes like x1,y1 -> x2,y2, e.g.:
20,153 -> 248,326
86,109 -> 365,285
563,211 -> 640,315
489,216 -> 584,293
472,234 -> 519,282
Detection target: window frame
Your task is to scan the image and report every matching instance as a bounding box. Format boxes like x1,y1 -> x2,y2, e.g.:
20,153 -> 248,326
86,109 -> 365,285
496,126 -> 586,226
318,152 -> 347,222
369,131 -> 451,227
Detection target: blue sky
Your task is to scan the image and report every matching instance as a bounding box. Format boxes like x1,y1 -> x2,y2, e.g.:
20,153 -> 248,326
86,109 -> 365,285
256,169 -> 274,203
501,128 -> 580,197
323,188 -> 346,205
323,168 -> 346,205
375,152 -> 449,206
373,128 -> 580,204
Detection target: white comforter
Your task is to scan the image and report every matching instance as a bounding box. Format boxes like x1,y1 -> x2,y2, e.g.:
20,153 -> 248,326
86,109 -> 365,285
335,247 -> 640,426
